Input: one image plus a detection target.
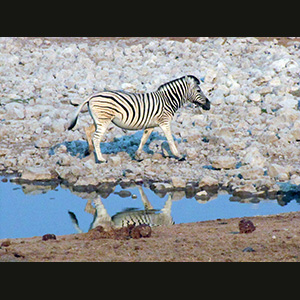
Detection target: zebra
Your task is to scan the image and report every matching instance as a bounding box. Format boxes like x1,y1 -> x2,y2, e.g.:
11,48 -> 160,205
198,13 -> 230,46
68,186 -> 174,233
68,75 -> 210,163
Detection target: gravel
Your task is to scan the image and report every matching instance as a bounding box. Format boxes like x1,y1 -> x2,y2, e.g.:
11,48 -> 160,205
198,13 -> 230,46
1,37 -> 300,196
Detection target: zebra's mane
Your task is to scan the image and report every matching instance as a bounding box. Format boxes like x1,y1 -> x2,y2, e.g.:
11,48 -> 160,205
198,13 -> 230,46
157,75 -> 200,91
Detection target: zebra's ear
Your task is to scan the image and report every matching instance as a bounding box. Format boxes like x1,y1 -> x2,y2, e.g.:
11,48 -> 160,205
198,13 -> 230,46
186,75 -> 200,85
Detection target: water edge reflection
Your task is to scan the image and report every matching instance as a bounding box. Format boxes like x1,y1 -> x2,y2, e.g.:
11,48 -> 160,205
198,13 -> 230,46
1,175 -> 300,239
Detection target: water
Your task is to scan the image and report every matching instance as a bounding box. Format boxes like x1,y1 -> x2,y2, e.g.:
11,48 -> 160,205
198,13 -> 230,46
1,175 -> 300,239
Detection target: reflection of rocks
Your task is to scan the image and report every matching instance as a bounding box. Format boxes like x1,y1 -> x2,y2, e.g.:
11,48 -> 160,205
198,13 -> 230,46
195,190 -> 229,203
21,184 -> 58,195
10,176 -> 59,195
114,190 -> 132,198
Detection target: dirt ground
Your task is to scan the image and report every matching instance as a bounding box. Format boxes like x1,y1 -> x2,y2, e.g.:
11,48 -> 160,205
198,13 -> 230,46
1,211 -> 300,262
28,36 -> 300,47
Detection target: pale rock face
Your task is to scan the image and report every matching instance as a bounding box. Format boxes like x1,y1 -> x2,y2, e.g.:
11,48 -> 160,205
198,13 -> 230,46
171,176 -> 186,188
198,176 -> 218,187
238,166 -> 264,180
243,147 -> 266,168
1,37 -> 300,194
21,166 -> 56,181
268,163 -> 289,179
5,102 -> 25,119
290,175 -> 300,186
211,156 -> 236,169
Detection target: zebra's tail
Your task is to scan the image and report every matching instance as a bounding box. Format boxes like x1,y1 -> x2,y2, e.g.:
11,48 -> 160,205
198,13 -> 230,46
68,97 -> 91,130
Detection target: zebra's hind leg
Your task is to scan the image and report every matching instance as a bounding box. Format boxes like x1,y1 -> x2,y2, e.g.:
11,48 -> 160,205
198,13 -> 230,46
92,119 -> 111,163
84,123 -> 96,155
135,128 -> 154,161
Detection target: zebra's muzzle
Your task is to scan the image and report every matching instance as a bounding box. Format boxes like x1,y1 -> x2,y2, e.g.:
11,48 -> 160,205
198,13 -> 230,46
194,99 -> 210,111
202,100 -> 211,110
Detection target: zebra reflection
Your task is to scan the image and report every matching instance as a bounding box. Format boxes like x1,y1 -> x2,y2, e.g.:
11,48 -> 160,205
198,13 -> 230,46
68,186 -> 174,233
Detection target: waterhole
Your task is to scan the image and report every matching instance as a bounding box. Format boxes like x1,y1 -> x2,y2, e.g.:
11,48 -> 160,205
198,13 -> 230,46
1,175 -> 299,239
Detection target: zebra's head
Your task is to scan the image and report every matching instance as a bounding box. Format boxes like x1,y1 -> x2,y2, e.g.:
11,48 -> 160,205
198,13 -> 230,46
185,75 -> 211,111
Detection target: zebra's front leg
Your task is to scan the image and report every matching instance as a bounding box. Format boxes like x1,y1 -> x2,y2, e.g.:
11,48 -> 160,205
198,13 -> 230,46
159,122 -> 184,160
135,128 -> 154,161
92,119 -> 111,163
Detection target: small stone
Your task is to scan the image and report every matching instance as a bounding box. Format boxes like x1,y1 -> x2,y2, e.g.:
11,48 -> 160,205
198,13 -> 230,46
198,176 -> 218,187
268,163 -> 288,179
211,156 -> 236,169
130,224 -> 152,239
290,175 -> 300,186
235,183 -> 257,194
5,102 -> 25,119
121,83 -> 136,92
34,138 -> 51,148
243,147 -> 266,168
242,247 -> 255,252
42,234 -> 56,241
171,176 -> 186,188
269,77 -> 281,87
239,219 -> 256,234
114,190 -> 132,198
249,93 -> 261,102
196,190 -> 208,198
110,156 -> 121,166
21,166 -> 57,181
238,166 -> 264,180
277,172 -> 289,181
1,239 -> 11,247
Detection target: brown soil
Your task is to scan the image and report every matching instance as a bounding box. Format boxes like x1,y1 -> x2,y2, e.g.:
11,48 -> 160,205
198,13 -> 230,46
1,211 -> 300,262
35,36 -> 300,47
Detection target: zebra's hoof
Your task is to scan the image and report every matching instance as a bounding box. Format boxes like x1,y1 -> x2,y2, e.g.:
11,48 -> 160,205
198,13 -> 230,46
134,156 -> 144,162
134,152 -> 144,162
95,158 -> 107,164
178,155 -> 186,161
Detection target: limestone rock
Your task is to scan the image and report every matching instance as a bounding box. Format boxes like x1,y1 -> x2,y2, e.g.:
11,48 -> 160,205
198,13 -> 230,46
21,166 -> 57,181
234,183 -> 257,194
268,163 -> 289,179
238,166 -> 264,180
243,147 -> 266,168
5,102 -> 25,119
34,139 -> 51,148
290,175 -> 300,186
211,156 -> 236,169
198,176 -> 219,187
171,176 -> 186,188
2,37 -> 300,190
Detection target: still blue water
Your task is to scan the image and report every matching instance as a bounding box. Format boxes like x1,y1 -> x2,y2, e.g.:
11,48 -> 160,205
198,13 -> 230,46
1,176 -> 300,239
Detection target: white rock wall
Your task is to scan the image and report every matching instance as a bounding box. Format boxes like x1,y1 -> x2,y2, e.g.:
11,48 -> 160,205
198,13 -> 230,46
1,37 -> 300,195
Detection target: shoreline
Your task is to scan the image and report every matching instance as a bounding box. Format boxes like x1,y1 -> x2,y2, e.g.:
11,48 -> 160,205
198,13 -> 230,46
1,211 -> 299,262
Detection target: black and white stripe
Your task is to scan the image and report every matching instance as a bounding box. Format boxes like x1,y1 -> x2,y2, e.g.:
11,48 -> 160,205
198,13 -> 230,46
68,75 -> 210,163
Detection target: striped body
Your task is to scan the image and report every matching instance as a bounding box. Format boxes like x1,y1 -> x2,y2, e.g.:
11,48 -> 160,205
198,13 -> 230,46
68,187 -> 174,233
68,75 -> 210,163
89,91 -> 163,130
111,208 -> 174,227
